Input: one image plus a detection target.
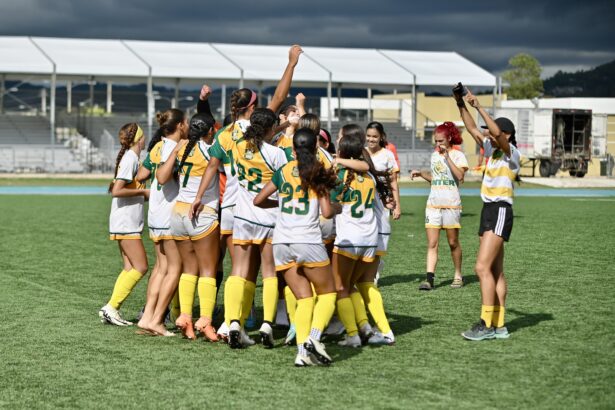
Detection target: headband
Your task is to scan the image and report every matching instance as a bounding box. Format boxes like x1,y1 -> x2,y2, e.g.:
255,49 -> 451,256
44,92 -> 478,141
240,90 -> 257,110
131,125 -> 144,146
319,129 -> 329,143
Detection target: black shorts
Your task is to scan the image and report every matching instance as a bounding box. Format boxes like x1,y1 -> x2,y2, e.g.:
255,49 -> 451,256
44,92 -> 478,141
478,202 -> 513,241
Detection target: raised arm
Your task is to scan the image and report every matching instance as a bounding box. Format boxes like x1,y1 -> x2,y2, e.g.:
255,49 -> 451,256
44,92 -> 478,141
267,45 -> 303,113
466,91 -> 511,157
454,86 -> 484,148
296,92 -> 306,117
196,84 -> 213,118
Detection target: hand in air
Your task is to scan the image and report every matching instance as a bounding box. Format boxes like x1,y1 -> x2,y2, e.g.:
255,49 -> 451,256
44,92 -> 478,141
289,45 -> 303,66
200,84 -> 212,101
409,169 -> 421,180
295,92 -> 306,106
465,89 -> 480,109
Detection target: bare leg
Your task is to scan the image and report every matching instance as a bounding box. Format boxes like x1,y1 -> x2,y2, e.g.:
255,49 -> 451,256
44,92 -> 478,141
138,242 -> 166,329
474,231 -> 504,307
446,228 -> 462,280
146,239 -> 182,335
426,228 -> 440,273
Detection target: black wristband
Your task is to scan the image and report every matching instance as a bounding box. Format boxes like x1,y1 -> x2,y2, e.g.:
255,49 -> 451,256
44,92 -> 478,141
456,101 -> 466,108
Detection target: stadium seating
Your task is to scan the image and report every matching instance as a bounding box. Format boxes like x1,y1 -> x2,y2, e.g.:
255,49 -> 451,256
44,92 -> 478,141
0,114 -> 52,144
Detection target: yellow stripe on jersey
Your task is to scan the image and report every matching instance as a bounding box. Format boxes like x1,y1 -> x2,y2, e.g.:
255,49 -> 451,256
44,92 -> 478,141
484,165 -> 516,180
276,134 -> 293,150
317,147 -> 333,169
481,186 -> 514,198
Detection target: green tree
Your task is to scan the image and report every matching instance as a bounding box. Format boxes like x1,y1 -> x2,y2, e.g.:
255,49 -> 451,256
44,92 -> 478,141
502,53 -> 544,99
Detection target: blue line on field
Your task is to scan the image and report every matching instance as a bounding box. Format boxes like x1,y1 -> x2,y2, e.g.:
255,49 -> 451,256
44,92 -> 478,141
0,186 -> 614,197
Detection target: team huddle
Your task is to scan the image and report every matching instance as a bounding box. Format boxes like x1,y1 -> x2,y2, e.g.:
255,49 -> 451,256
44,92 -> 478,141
100,45 -> 521,366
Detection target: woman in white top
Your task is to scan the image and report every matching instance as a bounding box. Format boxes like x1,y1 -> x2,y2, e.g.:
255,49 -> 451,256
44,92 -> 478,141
99,123 -> 149,327
411,122 -> 468,290
140,109 -> 188,336
455,86 -> 520,341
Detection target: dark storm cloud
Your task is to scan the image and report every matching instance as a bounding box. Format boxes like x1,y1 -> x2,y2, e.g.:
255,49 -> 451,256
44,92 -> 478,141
0,0 -> 613,74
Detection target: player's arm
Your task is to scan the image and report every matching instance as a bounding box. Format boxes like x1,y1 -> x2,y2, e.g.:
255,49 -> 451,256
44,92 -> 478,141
467,93 -> 511,157
390,170 -> 401,220
454,85 -> 484,148
334,157 -> 369,172
409,169 -> 432,183
196,84 -> 214,118
253,181 -> 278,208
111,179 -> 149,198
319,194 -> 341,219
156,140 -> 187,184
267,45 -> 303,113
189,156 -> 221,219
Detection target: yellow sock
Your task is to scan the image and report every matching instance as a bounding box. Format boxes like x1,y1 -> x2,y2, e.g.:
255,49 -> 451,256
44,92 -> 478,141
350,291 -> 369,328
284,286 -> 297,325
295,297 -> 315,345
262,277 -> 279,323
224,276 -> 246,324
198,277 -> 217,319
178,273 -> 198,316
492,305 -> 505,328
481,305 -> 495,328
170,289 -> 180,320
358,282 -> 391,334
240,280 -> 256,325
108,268 -> 144,309
336,297 -> 358,337
311,292 -> 336,334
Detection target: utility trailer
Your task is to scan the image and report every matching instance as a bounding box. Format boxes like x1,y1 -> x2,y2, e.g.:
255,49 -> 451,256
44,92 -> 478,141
490,108 -> 607,177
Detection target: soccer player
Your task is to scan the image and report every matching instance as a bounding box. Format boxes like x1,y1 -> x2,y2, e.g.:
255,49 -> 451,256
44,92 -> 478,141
254,128 -> 340,366
410,121 -> 468,290
156,111 -> 220,342
454,85 -> 520,341
100,123 -> 149,326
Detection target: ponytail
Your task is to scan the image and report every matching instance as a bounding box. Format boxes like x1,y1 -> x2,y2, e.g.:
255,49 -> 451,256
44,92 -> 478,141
109,122 -> 139,193
244,108 -> 276,151
293,128 -> 338,197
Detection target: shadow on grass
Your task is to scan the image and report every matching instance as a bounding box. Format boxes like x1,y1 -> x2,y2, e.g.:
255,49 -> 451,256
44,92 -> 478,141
325,312 -> 436,363
460,213 -> 476,218
435,274 -> 479,289
506,308 -> 554,333
378,274 -> 424,287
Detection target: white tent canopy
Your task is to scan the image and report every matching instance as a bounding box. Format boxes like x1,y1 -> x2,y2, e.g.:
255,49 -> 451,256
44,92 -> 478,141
0,36 -> 496,87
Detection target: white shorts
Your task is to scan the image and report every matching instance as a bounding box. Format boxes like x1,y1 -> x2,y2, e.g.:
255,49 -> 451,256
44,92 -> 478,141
320,216 -> 336,244
273,243 -> 330,271
220,206 -> 235,235
376,234 -> 390,256
333,245 -> 377,263
425,207 -> 461,229
171,202 -> 219,241
232,216 -> 273,245
149,227 -> 173,243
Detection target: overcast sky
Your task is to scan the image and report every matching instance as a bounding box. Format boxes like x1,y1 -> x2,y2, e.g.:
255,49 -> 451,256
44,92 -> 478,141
1,0 -> 613,78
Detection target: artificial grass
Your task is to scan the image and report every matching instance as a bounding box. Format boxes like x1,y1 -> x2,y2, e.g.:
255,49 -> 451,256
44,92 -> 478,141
0,194 -> 613,409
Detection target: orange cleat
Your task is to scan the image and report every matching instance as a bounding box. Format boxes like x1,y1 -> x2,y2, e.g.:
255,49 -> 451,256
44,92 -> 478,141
175,314 -> 196,340
194,317 -> 219,342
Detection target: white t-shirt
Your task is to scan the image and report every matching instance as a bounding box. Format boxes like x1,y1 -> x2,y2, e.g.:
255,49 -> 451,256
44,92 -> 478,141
370,148 -> 399,174
109,150 -> 144,235
481,139 -> 521,205
427,149 -> 468,209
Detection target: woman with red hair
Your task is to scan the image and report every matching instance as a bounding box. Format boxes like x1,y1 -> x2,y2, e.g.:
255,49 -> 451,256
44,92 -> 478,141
410,121 -> 468,290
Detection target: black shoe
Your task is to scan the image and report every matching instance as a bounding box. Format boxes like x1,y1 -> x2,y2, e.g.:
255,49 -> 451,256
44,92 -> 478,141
418,280 -> 434,291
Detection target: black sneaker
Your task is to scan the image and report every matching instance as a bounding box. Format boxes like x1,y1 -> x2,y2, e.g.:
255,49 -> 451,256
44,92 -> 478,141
461,321 -> 496,341
418,280 -> 434,291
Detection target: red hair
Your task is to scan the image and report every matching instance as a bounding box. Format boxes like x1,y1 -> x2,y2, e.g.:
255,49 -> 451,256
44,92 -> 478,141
435,121 -> 462,145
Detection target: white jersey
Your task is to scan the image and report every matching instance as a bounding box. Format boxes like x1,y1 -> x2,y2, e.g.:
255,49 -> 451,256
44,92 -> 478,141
146,138 -> 179,230
233,139 -> 288,227
427,149 -> 468,209
271,160 -> 322,244
369,148 -> 399,174
332,168 -> 379,248
109,150 -> 144,235
209,119 -> 249,209
176,140 -> 219,211
481,139 -> 521,205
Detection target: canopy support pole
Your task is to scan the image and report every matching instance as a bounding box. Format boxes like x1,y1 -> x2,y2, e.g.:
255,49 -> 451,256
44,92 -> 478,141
106,81 -> 112,114
367,88 -> 372,122
221,83 -> 227,119
412,74 -> 417,150
173,78 -> 180,108
67,81 -> 72,114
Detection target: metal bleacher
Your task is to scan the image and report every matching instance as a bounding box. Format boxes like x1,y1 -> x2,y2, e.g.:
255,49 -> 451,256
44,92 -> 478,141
0,114 -> 52,144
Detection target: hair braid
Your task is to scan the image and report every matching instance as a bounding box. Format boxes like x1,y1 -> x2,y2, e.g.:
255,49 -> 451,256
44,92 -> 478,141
109,122 -> 138,193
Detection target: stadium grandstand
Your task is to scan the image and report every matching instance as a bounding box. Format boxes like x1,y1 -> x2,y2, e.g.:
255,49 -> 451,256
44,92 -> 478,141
0,36 -> 496,173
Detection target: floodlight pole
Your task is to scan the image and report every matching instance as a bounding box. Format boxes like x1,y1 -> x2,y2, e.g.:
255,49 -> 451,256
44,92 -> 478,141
107,82 -> 113,114
412,74 -> 417,150
367,88 -> 372,122
174,78 -> 180,108
67,81 -> 72,114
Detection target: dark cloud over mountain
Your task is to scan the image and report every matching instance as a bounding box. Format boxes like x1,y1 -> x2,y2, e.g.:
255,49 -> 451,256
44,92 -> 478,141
0,0 -> 613,75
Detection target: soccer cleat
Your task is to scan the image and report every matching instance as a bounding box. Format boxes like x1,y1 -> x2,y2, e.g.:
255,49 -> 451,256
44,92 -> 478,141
304,336 -> 332,365
175,314 -> 196,340
494,326 -> 511,339
337,334 -> 362,348
418,279 -> 434,291
228,321 -> 242,349
323,317 -> 345,336
359,323 -> 375,346
99,304 -> 133,326
294,353 -> 318,367
194,317 -> 218,342
368,330 -> 395,346
285,324 -> 297,346
217,321 -> 230,343
461,321 -> 496,341
259,322 -> 275,349
240,328 -> 256,347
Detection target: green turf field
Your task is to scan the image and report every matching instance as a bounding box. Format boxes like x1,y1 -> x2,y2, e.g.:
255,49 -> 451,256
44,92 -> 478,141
1,194 -> 614,409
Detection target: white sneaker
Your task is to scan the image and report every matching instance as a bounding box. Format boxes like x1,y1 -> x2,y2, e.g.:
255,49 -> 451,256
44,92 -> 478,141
240,328 -> 256,347
323,317 -> 345,336
294,353 -> 318,367
305,336 -> 332,365
259,322 -> 274,349
368,330 -> 395,345
337,334 -> 362,348
99,304 -> 132,326
228,321 -> 242,349
359,323 -> 374,345
217,321 -> 229,343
